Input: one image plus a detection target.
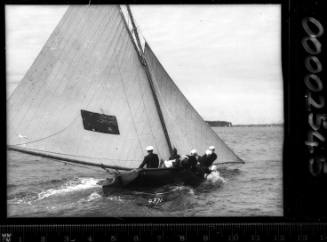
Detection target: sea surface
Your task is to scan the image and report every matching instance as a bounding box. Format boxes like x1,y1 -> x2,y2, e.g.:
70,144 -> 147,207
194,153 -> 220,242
7,126 -> 283,217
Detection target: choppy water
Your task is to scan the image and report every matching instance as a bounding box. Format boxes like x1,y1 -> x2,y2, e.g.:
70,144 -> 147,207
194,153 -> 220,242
7,126 -> 283,217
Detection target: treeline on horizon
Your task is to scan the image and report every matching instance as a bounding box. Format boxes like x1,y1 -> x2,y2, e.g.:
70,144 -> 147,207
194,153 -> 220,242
205,120 -> 283,127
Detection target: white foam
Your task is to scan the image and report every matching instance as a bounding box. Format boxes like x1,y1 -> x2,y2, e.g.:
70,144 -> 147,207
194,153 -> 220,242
187,188 -> 195,195
9,198 -> 32,205
171,185 -> 195,195
206,170 -> 226,184
106,196 -> 123,202
86,192 -> 101,202
38,177 -> 101,200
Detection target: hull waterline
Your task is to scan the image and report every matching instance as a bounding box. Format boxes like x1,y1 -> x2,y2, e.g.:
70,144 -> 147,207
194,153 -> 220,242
101,168 -> 204,192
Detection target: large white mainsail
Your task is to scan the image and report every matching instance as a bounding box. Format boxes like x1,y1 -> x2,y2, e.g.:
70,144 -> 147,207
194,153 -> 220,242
7,5 -> 171,169
8,5 -> 242,170
144,43 -> 242,163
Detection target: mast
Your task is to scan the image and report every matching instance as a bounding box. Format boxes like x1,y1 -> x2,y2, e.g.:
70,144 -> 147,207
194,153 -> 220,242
126,6 -> 143,53
125,5 -> 173,156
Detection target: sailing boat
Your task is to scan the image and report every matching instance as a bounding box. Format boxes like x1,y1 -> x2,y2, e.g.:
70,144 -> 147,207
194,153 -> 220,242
7,5 -> 243,189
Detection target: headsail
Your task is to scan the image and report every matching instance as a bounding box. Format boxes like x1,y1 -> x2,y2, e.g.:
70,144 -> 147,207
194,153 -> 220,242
143,43 -> 243,163
7,5 -> 171,169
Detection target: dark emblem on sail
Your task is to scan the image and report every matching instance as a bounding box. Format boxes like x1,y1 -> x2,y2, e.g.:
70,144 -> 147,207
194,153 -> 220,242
81,110 -> 120,135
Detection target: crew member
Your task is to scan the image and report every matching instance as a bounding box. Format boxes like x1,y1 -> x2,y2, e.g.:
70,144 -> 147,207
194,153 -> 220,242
139,146 -> 159,168
188,149 -> 199,170
170,148 -> 181,168
181,149 -> 198,170
208,146 -> 217,165
169,147 -> 180,160
199,149 -> 213,174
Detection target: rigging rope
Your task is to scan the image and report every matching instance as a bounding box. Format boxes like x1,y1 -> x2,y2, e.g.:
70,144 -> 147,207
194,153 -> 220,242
12,7 -> 86,136
12,8 -> 119,147
12,114 -> 80,146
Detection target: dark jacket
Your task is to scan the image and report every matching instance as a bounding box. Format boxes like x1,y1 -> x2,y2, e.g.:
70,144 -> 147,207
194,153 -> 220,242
188,155 -> 198,170
169,148 -> 180,161
199,153 -> 217,168
208,152 -> 217,165
170,153 -> 181,168
169,153 -> 180,160
199,155 -> 209,167
181,155 -> 198,169
139,153 -> 159,168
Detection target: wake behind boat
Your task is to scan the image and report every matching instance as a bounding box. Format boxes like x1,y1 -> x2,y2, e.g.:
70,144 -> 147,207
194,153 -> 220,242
7,5 -> 244,191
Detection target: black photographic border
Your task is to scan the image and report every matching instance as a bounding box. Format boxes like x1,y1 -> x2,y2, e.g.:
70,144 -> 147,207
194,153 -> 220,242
1,0 -> 326,229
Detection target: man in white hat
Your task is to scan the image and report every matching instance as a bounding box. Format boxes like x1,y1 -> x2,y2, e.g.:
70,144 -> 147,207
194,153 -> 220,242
138,146 -> 159,168
188,149 -> 199,170
180,149 -> 199,170
198,149 -> 213,176
208,146 -> 217,165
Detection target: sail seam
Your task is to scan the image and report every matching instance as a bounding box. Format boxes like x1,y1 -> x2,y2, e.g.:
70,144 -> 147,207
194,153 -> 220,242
122,6 -> 173,156
141,59 -> 174,156
119,5 -> 172,158
144,50 -> 186,151
134,67 -> 162,158
12,7 -> 80,134
12,7 -> 90,144
144,43 -> 243,162
114,52 -> 144,157
7,7 -> 75,103
11,7 -> 119,147
72,8 -> 123,157
18,6 -> 94,135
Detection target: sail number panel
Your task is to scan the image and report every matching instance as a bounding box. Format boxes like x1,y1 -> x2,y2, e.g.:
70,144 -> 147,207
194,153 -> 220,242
81,110 -> 120,135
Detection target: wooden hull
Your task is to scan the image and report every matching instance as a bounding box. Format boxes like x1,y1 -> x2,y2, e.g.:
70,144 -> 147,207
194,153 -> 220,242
102,168 -> 204,190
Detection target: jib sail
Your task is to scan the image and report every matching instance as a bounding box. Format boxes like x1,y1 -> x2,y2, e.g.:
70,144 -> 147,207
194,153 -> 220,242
143,42 -> 243,163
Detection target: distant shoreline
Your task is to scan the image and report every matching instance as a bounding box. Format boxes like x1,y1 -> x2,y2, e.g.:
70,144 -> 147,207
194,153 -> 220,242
232,123 -> 283,127
206,120 -> 283,127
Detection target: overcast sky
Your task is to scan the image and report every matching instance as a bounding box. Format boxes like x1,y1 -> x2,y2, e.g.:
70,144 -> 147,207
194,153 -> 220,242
5,5 -> 283,125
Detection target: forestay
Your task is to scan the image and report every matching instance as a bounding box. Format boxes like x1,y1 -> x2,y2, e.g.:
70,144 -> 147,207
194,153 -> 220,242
7,5 -> 171,168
